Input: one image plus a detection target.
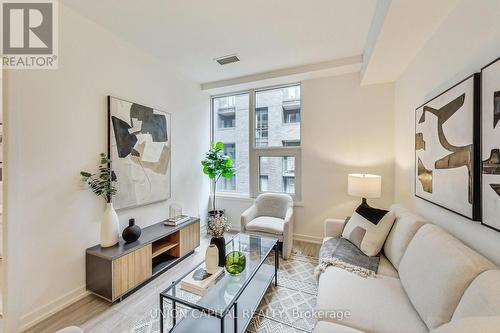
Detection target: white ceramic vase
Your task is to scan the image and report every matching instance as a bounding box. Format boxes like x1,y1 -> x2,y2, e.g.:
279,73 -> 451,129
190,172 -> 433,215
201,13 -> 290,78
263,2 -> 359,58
101,202 -> 119,247
205,244 -> 219,274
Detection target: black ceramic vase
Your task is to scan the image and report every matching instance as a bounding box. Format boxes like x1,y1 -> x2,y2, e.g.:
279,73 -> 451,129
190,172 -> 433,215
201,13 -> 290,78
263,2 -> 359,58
210,236 -> 226,267
122,218 -> 141,243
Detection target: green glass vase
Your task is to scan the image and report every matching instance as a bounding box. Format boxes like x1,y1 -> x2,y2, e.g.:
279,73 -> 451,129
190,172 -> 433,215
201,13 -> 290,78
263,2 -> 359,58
225,251 -> 246,275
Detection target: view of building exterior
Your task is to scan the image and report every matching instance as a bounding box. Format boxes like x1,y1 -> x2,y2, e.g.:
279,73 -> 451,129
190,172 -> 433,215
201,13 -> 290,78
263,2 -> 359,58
213,85 -> 301,194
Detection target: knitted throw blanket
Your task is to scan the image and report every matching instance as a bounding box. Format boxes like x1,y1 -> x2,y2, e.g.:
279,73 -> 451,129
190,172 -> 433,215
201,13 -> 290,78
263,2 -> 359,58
315,237 -> 380,280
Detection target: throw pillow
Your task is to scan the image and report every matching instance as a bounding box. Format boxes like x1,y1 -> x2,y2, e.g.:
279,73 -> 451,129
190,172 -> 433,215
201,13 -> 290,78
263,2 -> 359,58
341,203 -> 395,256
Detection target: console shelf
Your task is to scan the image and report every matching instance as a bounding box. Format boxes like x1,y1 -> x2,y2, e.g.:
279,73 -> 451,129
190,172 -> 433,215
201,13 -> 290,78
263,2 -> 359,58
86,217 -> 200,302
152,242 -> 179,258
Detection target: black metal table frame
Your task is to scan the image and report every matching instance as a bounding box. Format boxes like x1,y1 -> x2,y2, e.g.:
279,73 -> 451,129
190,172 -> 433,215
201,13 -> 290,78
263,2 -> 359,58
159,240 -> 279,333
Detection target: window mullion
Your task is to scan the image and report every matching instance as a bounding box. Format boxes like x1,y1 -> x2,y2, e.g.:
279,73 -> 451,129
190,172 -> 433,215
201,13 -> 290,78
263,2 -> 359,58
249,89 -> 257,198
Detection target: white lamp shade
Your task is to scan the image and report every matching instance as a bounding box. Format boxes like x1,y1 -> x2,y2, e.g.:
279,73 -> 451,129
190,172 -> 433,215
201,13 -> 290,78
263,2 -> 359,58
348,174 -> 382,198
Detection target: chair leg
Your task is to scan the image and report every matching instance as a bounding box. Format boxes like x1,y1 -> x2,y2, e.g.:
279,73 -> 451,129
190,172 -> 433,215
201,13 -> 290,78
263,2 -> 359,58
282,240 -> 292,260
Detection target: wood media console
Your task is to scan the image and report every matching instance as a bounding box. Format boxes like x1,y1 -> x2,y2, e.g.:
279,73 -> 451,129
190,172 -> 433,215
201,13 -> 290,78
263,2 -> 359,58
86,217 -> 200,302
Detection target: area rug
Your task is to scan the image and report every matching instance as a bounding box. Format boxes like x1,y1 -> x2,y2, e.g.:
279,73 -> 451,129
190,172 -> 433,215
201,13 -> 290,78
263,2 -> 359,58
130,251 -> 319,333
248,252 -> 318,333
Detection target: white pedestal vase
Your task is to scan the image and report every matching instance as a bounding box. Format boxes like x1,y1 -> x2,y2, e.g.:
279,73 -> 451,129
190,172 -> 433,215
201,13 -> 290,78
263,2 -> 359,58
101,202 -> 119,247
205,244 -> 219,274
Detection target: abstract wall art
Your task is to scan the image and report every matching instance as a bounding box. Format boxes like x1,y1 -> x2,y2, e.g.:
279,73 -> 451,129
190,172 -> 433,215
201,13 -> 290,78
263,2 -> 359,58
415,74 -> 481,221
108,96 -> 171,210
481,58 -> 500,231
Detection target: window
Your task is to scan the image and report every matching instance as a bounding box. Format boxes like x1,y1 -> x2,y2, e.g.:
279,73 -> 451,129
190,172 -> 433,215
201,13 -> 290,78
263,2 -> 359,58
283,85 -> 300,101
212,94 -> 250,194
218,113 -> 235,128
259,175 -> 269,192
283,156 -> 295,174
218,95 -> 236,109
283,107 -> 300,123
211,84 -> 301,200
255,107 -> 268,147
215,95 -> 236,129
283,176 -> 295,194
255,85 -> 300,147
282,85 -> 301,125
218,143 -> 236,191
258,156 -> 296,194
282,140 -> 300,147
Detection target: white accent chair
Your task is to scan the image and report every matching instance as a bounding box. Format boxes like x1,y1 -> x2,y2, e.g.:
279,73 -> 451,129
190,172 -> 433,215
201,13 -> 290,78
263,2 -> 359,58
241,193 -> 294,259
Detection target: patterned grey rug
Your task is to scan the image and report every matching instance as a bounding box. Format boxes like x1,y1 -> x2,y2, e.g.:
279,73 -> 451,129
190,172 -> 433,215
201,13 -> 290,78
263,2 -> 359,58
130,251 -> 319,333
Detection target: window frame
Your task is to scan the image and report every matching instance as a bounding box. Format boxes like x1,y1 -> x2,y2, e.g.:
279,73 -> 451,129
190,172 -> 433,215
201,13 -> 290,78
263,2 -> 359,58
210,82 -> 302,201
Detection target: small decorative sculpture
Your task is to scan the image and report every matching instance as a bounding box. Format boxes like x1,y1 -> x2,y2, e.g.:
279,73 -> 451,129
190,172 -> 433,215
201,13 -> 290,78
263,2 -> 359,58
122,218 -> 141,243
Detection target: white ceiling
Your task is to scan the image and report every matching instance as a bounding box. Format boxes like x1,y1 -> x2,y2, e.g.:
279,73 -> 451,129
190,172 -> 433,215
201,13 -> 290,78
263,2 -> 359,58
361,0 -> 459,85
64,0 -> 377,83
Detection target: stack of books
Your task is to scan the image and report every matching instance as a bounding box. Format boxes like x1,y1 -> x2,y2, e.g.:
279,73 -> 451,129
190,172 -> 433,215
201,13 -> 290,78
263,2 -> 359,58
164,215 -> 190,226
180,266 -> 224,296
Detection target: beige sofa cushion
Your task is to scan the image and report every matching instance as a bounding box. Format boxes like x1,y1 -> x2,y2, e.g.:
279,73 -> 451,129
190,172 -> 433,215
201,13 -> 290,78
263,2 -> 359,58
430,316 -> 500,333
316,266 -> 427,333
378,254 -> 399,278
399,224 -> 495,330
452,270 -> 500,320
314,321 -> 366,333
384,205 -> 427,269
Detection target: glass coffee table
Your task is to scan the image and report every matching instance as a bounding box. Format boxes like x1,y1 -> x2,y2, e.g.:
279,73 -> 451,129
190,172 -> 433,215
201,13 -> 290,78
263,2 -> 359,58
159,233 -> 278,333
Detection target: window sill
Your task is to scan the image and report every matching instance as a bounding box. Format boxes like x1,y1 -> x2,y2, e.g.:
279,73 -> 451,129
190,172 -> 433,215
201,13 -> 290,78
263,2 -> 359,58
213,193 -> 304,207
213,193 -> 253,201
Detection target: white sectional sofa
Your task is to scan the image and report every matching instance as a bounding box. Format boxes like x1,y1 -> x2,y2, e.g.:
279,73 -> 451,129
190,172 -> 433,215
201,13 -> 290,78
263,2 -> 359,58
314,205 -> 500,333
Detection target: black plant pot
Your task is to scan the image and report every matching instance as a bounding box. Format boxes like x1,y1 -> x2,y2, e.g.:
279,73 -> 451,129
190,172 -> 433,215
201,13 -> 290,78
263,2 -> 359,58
207,209 -> 225,234
122,218 -> 141,243
208,210 -> 225,218
210,236 -> 226,267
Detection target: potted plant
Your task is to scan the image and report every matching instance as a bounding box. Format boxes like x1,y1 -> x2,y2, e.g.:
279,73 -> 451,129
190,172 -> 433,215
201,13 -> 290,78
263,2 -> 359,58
81,153 -> 119,247
201,142 -> 235,264
201,141 -> 235,218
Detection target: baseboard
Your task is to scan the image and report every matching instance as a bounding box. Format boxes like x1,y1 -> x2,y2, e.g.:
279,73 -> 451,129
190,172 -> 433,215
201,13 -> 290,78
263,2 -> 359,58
293,233 -> 323,244
19,285 -> 89,332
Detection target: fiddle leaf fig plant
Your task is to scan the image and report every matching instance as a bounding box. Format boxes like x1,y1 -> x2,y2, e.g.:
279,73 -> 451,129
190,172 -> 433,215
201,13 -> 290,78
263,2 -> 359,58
80,153 -> 117,203
201,142 -> 235,212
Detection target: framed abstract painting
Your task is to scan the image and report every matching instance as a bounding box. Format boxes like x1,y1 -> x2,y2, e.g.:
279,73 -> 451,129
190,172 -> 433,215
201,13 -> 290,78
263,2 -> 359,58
414,74 -> 481,221
108,96 -> 171,210
481,58 -> 500,231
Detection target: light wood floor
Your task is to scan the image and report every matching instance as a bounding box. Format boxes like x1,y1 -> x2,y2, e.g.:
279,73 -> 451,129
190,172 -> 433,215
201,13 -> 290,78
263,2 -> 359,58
23,236 -> 320,333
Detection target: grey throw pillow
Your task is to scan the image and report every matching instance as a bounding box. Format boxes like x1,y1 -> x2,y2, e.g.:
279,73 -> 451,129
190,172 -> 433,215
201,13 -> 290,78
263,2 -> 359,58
342,203 -> 395,256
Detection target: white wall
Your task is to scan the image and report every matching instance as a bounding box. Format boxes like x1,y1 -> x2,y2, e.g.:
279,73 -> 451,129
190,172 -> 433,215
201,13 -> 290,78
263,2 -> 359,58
297,73 -> 394,240
3,4 -> 209,332
394,0 -> 500,266
221,73 -> 395,242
